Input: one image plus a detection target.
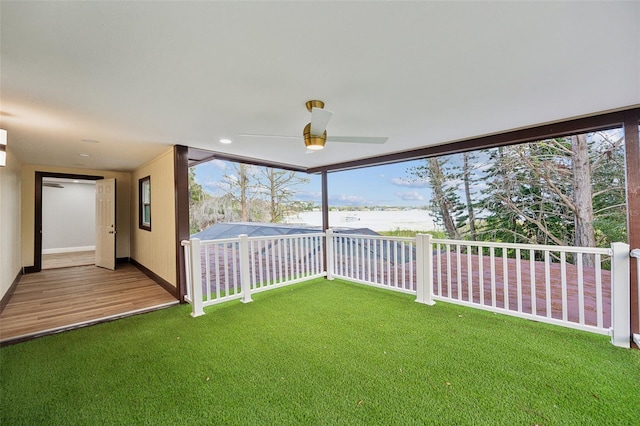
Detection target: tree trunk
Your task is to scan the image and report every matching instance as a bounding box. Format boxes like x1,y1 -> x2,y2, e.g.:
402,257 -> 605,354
571,134 -> 596,266
429,158 -> 459,239
463,152 -> 477,241
239,164 -> 248,222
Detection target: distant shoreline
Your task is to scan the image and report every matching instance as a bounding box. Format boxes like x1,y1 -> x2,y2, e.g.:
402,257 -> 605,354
284,209 -> 438,232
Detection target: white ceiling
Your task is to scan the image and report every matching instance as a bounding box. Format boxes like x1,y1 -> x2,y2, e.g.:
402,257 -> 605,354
1,1 -> 639,172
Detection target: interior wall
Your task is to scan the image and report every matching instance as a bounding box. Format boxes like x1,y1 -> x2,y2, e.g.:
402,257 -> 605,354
21,165 -> 131,267
42,181 -> 96,252
130,148 -> 177,287
1,147 -> 23,301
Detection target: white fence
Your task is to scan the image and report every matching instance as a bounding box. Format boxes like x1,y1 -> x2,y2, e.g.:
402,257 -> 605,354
183,230 -> 635,348
182,233 -> 325,316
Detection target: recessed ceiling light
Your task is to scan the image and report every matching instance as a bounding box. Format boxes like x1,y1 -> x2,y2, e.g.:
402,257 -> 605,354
79,153 -> 90,157
219,138 -> 232,144
81,139 -> 100,143
72,180 -> 80,183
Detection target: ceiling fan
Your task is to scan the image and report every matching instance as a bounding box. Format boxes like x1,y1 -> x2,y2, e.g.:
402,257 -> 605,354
239,100 -> 388,151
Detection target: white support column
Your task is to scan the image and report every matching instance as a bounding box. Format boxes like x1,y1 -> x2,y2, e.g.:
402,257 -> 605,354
239,234 -> 253,304
416,234 -> 435,305
326,229 -> 334,280
189,238 -> 205,317
611,242 -> 630,348
630,248 -> 640,348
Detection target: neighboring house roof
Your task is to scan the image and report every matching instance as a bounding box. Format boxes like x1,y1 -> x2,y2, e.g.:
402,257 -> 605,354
191,222 -> 379,240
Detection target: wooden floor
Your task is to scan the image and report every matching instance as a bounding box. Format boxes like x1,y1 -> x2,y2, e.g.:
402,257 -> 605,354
0,263 -> 179,344
42,250 -> 95,269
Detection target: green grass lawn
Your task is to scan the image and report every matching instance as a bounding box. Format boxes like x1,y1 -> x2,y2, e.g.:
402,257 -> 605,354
1,279 -> 638,425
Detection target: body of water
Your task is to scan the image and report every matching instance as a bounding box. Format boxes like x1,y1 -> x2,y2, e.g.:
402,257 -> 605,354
283,210 -> 438,232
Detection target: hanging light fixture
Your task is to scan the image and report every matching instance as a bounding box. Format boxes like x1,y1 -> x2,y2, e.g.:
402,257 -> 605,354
0,129 -> 7,167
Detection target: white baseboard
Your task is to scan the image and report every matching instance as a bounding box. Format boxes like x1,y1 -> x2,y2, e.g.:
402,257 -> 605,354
42,246 -> 95,255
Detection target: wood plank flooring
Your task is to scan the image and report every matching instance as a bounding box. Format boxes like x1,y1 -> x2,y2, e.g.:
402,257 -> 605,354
42,250 -> 95,269
0,263 -> 178,344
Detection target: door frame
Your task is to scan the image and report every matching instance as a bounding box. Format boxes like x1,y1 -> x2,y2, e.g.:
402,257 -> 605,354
31,172 -> 103,273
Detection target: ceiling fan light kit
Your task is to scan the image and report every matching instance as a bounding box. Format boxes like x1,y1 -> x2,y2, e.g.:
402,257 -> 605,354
303,122 -> 326,150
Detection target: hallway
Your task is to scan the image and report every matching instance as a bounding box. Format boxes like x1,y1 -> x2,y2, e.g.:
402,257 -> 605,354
0,263 -> 178,344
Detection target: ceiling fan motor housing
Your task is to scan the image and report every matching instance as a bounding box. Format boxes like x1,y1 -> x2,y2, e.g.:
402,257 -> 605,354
305,100 -> 325,112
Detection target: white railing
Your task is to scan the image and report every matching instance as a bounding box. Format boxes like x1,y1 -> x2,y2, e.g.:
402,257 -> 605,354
328,232 -> 630,347
327,230 -> 417,296
182,231 -> 633,347
181,233 -> 325,317
631,248 -> 640,348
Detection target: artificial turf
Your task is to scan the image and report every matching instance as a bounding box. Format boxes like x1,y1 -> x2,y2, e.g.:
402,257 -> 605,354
1,278 -> 638,425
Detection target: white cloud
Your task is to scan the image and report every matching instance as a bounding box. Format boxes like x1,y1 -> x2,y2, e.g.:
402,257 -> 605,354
329,194 -> 372,205
390,177 -> 429,188
395,191 -> 424,201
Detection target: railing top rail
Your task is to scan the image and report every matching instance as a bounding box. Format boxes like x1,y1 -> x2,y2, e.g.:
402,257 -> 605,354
630,248 -> 640,258
181,240 -> 190,247
431,238 -> 612,255
199,237 -> 242,245
330,233 -> 415,243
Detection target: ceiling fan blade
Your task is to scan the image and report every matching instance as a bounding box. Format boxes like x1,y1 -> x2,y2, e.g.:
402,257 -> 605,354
310,107 -> 333,136
238,133 -> 301,140
326,136 -> 388,144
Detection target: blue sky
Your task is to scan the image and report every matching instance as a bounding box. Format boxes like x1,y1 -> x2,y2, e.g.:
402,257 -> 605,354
193,159 -> 433,207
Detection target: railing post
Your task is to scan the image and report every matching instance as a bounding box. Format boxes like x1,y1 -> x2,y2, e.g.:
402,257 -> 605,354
326,229 -> 334,280
416,234 -> 435,305
610,242 -> 630,348
189,238 -> 205,317
630,248 -> 640,348
239,234 -> 253,304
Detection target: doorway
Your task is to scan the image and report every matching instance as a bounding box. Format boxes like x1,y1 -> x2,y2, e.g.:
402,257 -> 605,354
33,172 -> 103,272
41,177 -> 97,269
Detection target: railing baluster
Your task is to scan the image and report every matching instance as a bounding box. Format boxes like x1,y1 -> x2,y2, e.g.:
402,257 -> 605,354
437,243 -> 442,297
393,240 -> 399,288
478,246 -> 484,306
503,250 -> 509,311
206,244 -> 214,301
373,239 -> 379,284
446,243 -> 452,299
490,247 -> 496,308
232,241 -> 239,294
466,244 -> 472,303
577,252 -> 584,325
595,253 -> 603,329
561,252 -> 568,322
530,249 -> 536,315
545,251 -> 551,319
515,248 -> 522,313
409,240 -> 414,291
222,242 -> 229,297
456,244 -> 462,301
252,240 -> 259,289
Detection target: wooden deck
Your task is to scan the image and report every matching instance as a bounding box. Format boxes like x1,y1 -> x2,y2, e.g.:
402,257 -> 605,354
0,263 -> 179,344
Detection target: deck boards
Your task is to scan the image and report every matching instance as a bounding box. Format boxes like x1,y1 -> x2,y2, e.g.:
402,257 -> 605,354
42,250 -> 95,269
0,264 -> 178,343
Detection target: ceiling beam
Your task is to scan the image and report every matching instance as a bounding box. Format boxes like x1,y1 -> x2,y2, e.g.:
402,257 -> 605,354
308,106 -> 640,174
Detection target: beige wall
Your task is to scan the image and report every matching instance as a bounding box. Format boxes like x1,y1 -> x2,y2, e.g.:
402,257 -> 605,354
21,165 -> 131,267
130,148 -> 177,287
1,147 -> 23,300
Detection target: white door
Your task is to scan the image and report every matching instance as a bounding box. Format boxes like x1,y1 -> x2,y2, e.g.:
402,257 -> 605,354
95,178 -> 116,270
